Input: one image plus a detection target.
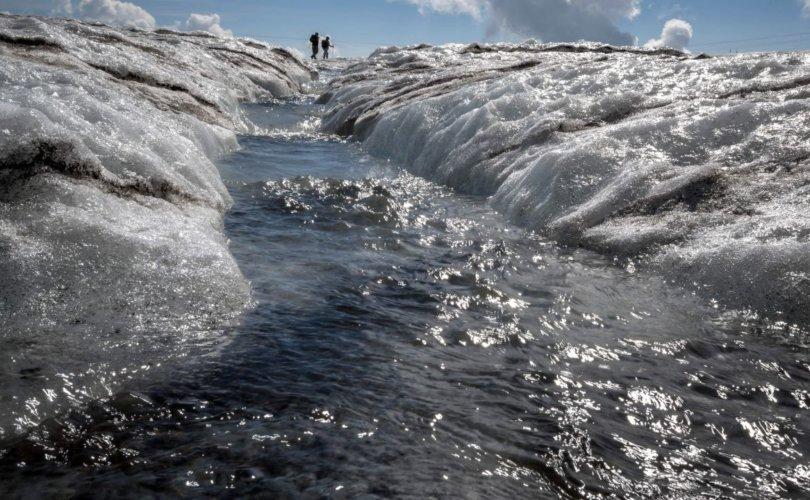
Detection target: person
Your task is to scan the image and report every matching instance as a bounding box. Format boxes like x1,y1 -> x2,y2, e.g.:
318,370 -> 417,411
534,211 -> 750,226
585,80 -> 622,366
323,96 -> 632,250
309,32 -> 319,60
321,36 -> 332,59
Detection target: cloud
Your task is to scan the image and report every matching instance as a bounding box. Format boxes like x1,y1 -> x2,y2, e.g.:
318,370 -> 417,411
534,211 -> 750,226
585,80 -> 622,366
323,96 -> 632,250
574,0 -> 640,21
644,18 -> 693,51
53,0 -> 73,15
401,0 -> 641,45
183,13 -> 233,37
16,2 -> 233,37
402,0 -> 486,18
76,0 -> 155,29
804,0 -> 810,17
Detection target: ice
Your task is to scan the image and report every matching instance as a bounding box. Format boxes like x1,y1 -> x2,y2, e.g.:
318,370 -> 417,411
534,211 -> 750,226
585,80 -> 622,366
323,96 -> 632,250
0,14 -> 314,437
321,42 -> 810,322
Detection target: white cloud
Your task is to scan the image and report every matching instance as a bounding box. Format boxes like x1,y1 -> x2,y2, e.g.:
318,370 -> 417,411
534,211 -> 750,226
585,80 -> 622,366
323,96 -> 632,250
76,0 -> 155,29
575,0 -> 640,22
644,18 -> 693,51
183,13 -> 233,37
402,0 -> 486,18
53,0 -> 73,15
804,0 -> 810,17
400,0 -> 641,46
35,2 -> 234,37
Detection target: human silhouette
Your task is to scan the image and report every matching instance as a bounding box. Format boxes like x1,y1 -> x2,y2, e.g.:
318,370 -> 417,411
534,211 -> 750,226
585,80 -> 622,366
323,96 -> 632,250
309,32 -> 319,60
321,37 -> 332,59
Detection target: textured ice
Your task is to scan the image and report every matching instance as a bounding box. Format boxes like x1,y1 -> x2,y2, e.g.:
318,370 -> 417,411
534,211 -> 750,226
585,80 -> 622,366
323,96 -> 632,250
0,14 -> 313,437
320,42 -> 810,322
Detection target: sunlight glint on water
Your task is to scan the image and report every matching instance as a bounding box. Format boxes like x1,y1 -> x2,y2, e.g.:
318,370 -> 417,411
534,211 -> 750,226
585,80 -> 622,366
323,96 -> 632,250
0,95 -> 807,499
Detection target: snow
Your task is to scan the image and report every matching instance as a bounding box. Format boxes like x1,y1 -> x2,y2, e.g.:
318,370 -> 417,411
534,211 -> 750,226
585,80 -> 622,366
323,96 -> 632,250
0,13 -> 313,437
320,42 -> 810,321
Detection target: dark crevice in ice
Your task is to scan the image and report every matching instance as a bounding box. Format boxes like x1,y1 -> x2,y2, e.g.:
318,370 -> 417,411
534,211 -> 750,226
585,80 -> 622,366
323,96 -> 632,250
326,71 -> 386,90
718,75 -> 810,99
208,47 -> 299,91
62,24 -> 166,56
153,28 -> 219,40
391,63 -> 438,74
85,61 -> 220,111
0,140 -> 216,210
623,169 -> 722,217
329,60 -> 546,137
461,42 -> 696,59
272,47 -> 318,76
487,102 -> 674,161
0,32 -> 64,50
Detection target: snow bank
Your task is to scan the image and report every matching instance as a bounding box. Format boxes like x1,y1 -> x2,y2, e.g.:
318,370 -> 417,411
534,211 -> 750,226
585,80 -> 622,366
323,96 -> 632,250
0,14 -> 312,437
320,42 -> 810,322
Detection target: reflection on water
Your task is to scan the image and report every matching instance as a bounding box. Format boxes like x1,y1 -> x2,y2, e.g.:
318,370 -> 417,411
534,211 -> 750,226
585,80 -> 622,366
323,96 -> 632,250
0,99 -> 808,498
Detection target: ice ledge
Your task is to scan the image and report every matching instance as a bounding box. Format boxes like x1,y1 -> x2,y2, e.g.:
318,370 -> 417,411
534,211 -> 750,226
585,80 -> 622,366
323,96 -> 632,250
321,42 -> 810,323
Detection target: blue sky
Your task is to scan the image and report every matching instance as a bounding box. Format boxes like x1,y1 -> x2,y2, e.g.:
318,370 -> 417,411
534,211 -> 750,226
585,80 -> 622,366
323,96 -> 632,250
3,0 -> 810,57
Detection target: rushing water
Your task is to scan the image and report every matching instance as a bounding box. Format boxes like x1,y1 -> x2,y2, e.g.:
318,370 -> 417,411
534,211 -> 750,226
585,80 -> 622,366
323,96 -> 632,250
1,94 -> 808,498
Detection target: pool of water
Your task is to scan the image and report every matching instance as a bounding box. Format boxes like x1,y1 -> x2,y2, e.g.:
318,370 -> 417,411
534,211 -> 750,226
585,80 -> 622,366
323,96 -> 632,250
1,97 -> 808,499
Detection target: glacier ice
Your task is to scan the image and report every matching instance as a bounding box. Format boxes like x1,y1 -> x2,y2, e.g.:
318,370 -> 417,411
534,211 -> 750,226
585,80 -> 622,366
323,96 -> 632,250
0,14 -> 313,437
320,42 -> 810,323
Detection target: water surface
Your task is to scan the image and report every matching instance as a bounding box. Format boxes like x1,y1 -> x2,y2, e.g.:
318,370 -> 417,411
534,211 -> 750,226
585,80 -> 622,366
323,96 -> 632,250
1,96 -> 808,499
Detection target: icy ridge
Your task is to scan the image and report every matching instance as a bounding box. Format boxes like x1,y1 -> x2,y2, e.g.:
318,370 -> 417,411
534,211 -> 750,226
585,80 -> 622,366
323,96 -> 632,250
0,14 -> 312,437
321,42 -> 810,322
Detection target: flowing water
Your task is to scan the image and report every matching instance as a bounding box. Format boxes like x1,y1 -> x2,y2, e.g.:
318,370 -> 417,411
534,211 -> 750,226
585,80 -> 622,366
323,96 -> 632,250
0,94 -> 808,499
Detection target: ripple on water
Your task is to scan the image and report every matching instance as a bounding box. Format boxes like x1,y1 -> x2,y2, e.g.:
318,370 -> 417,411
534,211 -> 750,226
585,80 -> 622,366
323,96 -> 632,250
0,100 -> 808,499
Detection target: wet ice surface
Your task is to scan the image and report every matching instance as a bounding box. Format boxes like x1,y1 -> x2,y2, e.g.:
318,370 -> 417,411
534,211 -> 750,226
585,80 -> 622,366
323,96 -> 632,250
1,98 -> 807,499
321,43 -> 810,322
0,15 -> 312,439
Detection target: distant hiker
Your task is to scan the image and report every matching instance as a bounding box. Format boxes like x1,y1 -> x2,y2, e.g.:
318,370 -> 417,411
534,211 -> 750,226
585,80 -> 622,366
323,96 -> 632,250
321,37 -> 332,59
309,32 -> 320,59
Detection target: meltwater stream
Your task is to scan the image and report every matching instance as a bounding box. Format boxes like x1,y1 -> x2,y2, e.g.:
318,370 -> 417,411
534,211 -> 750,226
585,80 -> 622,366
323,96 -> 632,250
1,97 -> 808,498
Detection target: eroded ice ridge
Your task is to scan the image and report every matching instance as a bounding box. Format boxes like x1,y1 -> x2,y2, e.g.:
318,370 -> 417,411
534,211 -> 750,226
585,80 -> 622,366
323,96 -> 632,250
320,41 -> 810,322
0,14 -> 312,437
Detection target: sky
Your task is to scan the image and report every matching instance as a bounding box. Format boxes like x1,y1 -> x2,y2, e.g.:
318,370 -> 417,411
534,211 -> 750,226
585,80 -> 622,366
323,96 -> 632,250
2,0 -> 810,57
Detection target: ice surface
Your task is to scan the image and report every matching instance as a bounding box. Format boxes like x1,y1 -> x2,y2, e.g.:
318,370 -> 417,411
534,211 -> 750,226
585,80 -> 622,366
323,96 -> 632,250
320,42 -> 810,322
0,14 -> 313,437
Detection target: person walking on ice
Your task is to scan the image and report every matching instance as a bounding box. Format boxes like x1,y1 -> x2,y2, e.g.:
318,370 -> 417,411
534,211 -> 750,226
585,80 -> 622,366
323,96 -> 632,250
321,36 -> 333,59
309,32 -> 320,59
